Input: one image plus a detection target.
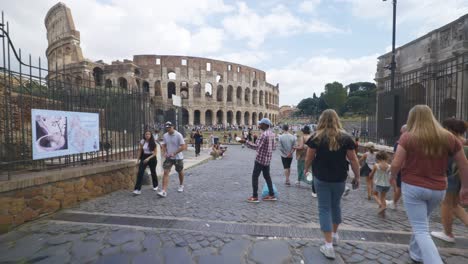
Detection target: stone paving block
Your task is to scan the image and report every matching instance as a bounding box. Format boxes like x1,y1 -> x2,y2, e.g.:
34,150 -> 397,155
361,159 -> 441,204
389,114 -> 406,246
345,254 -> 366,263
71,241 -> 101,262
106,229 -> 145,246
33,254 -> 71,264
249,240 -> 291,264
47,234 -> 82,245
121,241 -> 143,254
132,251 -> 162,264
95,253 -> 132,264
302,246 -> 345,264
220,239 -> 251,257
0,234 -> 46,262
142,234 -> 162,250
163,247 -> 192,263
198,255 -> 242,264
101,245 -> 121,256
192,247 -> 217,257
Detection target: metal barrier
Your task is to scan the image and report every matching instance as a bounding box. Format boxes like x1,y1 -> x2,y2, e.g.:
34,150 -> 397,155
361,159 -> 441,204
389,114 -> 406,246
0,12 -> 156,179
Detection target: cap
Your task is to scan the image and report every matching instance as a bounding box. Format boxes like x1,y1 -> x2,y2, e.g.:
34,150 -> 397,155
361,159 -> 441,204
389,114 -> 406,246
365,142 -> 375,148
165,121 -> 174,128
257,118 -> 271,126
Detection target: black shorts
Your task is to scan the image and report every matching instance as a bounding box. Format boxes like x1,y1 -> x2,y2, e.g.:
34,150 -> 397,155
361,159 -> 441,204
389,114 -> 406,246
360,164 -> 371,177
281,157 -> 293,169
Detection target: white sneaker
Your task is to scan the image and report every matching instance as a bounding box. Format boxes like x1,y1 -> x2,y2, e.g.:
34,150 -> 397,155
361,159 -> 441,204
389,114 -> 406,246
431,231 -> 455,243
178,185 -> 184,192
319,245 -> 336,259
153,186 -> 159,191
343,187 -> 350,197
157,190 -> 167,197
332,235 -> 339,246
132,190 -> 141,195
311,191 -> 317,198
386,200 -> 395,209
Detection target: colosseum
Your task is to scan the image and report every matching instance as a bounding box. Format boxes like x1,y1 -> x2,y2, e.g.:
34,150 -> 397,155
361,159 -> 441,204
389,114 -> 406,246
44,3 -> 280,128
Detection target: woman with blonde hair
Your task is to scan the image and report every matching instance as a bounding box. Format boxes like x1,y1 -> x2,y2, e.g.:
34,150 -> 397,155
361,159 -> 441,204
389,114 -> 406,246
304,109 -> 360,259
391,105 -> 468,263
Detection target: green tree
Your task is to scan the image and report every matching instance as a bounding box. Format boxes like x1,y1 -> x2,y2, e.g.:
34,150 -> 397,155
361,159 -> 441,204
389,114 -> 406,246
296,97 -> 317,116
323,82 -> 347,112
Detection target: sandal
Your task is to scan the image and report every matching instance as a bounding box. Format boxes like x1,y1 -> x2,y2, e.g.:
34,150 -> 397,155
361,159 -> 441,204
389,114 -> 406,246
247,196 -> 259,203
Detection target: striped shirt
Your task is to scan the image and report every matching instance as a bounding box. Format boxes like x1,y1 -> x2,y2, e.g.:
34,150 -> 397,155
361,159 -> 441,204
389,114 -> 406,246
246,129 -> 276,166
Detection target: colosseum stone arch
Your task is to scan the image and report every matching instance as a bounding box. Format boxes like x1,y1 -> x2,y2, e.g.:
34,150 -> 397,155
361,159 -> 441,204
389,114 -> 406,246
44,3 -> 280,126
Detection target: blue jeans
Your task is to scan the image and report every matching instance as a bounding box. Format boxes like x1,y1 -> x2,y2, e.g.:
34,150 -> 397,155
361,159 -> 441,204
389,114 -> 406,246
314,177 -> 345,232
402,182 -> 445,263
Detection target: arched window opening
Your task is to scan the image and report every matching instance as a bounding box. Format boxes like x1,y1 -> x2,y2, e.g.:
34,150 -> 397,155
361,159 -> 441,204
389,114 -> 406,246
155,80 -> 162,96
205,110 -> 213,125
167,82 -> 176,99
245,88 -> 250,103
168,71 -> 176,80
216,85 -> 224,102
118,77 -> 127,89
143,81 -> 150,93
205,83 -> 213,97
194,110 -> 201,125
194,82 -> 202,98
93,67 -> 103,86
216,110 -> 223,124
227,85 -> 233,102
105,79 -> 112,88
216,74 -> 223,83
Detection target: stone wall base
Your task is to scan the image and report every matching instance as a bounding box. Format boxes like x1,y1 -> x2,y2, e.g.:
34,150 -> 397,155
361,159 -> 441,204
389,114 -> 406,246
0,161 -> 136,233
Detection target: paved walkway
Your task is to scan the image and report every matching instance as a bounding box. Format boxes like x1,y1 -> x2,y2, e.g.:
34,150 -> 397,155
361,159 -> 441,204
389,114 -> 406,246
0,146 -> 467,264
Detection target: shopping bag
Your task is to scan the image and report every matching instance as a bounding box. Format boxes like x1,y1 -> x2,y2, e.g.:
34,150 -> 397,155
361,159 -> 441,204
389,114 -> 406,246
261,183 -> 279,198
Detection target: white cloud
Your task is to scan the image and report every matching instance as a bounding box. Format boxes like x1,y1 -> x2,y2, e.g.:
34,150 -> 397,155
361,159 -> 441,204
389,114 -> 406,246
299,0 -> 322,14
341,0 -> 468,38
267,54 -> 378,105
213,51 -> 270,66
222,2 -> 345,48
0,0 -> 233,64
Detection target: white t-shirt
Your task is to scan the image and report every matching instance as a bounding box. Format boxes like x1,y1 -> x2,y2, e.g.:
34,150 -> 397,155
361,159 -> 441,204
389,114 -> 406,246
140,139 -> 153,154
162,131 -> 185,160
365,152 -> 376,168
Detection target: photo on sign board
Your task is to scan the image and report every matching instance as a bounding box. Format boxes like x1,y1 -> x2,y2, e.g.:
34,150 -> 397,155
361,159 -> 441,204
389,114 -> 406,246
34,114 -> 68,152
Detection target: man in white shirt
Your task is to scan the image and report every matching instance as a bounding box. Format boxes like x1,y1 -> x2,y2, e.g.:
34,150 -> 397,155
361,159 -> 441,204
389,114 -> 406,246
278,124 -> 296,185
158,121 -> 187,197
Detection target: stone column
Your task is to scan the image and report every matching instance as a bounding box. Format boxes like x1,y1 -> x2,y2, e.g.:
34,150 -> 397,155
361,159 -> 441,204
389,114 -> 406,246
189,109 -> 194,126
223,111 -> 228,127
201,109 -> 206,125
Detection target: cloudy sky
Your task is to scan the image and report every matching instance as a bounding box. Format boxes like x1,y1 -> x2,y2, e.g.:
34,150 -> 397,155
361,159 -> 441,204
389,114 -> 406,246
2,0 -> 468,105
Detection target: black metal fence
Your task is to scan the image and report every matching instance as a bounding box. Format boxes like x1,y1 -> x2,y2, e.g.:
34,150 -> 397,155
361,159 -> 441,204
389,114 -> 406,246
0,13 -> 155,179
376,53 -> 468,145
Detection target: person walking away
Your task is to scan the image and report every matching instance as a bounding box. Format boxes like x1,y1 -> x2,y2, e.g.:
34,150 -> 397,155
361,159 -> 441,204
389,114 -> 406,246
431,118 -> 468,243
368,151 -> 391,215
193,130 -> 203,157
304,109 -> 360,259
239,118 -> 277,203
386,125 -> 407,209
295,126 -> 316,195
279,125 -> 296,186
359,143 -> 376,200
133,131 -> 158,195
158,121 -> 187,197
390,105 -> 468,264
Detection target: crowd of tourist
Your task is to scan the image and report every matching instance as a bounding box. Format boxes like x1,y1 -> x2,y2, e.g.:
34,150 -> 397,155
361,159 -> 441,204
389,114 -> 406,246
132,104 -> 468,262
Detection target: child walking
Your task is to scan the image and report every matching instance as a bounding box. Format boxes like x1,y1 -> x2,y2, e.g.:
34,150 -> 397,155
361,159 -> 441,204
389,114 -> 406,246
369,151 -> 391,215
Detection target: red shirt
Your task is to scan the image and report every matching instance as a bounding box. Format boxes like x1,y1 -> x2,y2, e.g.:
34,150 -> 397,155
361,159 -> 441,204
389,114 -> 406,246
399,132 -> 462,190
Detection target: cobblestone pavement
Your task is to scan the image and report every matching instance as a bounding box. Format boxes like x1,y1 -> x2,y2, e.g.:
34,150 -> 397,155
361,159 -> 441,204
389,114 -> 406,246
1,146 -> 467,263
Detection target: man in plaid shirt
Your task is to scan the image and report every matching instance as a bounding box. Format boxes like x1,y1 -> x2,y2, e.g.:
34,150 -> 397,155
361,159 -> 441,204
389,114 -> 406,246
240,118 -> 277,203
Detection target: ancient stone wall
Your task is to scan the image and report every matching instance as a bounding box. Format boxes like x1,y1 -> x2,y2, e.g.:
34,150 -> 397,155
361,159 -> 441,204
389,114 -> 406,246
44,3 -> 280,127
0,161 -> 136,233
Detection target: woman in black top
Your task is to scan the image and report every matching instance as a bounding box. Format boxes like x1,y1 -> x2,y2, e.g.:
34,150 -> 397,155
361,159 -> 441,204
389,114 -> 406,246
304,109 -> 360,259
133,131 -> 158,195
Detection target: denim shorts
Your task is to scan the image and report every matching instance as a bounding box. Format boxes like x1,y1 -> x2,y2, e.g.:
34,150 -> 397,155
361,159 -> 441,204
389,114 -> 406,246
447,174 -> 461,193
375,185 -> 390,193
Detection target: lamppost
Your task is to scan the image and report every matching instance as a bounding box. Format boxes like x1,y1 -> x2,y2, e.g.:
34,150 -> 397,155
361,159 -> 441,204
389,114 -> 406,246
383,0 -> 397,91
